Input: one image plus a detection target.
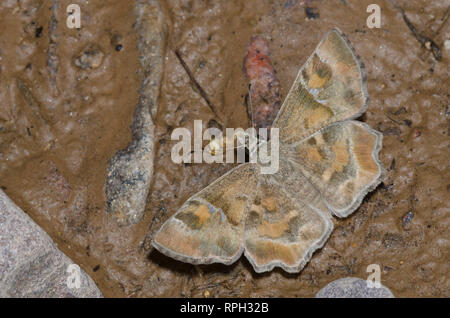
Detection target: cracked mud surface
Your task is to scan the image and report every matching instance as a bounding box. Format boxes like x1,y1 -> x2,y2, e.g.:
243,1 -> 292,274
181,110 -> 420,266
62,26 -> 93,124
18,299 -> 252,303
0,0 -> 448,297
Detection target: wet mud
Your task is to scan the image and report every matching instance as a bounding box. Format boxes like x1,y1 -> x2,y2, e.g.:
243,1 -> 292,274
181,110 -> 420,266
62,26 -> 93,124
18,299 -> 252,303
0,0 -> 448,297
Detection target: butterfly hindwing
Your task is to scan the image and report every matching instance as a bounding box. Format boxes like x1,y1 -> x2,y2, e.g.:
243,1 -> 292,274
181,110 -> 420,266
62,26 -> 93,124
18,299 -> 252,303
244,162 -> 333,273
287,121 -> 383,217
153,163 -> 258,265
273,28 -> 369,144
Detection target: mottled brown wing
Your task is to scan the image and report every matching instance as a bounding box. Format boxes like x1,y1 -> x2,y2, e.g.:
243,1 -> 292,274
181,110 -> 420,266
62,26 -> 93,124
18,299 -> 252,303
287,121 -> 383,218
244,158 -> 333,273
273,28 -> 369,144
152,163 -> 258,265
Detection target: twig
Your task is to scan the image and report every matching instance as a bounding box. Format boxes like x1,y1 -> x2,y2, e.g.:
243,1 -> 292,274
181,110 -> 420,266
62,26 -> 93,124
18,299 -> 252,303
396,6 -> 442,61
385,113 -> 402,125
174,49 -> 223,122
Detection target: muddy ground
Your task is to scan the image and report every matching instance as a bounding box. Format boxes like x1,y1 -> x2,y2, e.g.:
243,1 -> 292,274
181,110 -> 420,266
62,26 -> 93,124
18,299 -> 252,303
0,0 -> 448,297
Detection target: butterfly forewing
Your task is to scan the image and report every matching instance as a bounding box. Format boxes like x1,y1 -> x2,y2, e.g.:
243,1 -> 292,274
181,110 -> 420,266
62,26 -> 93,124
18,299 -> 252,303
273,28 -> 369,145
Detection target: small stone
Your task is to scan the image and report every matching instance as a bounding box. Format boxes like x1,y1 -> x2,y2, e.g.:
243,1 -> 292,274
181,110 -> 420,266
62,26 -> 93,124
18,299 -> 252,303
105,0 -> 167,225
315,277 -> 394,298
74,46 -> 105,70
203,290 -> 211,298
402,211 -> 414,229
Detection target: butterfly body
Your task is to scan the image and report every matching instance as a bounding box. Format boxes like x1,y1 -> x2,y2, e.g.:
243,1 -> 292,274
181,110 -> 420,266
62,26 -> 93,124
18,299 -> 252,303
153,28 -> 383,273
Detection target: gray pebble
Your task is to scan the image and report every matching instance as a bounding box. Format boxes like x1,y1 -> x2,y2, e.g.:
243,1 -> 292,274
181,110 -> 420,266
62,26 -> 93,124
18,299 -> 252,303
0,190 -> 102,298
315,277 -> 394,298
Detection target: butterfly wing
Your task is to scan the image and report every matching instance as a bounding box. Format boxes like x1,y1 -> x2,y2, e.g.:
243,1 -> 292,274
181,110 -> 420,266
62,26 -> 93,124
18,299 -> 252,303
244,157 -> 333,273
153,163 -> 258,265
241,28 -> 382,272
272,28 -> 382,217
287,121 -> 383,217
273,28 -> 369,144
